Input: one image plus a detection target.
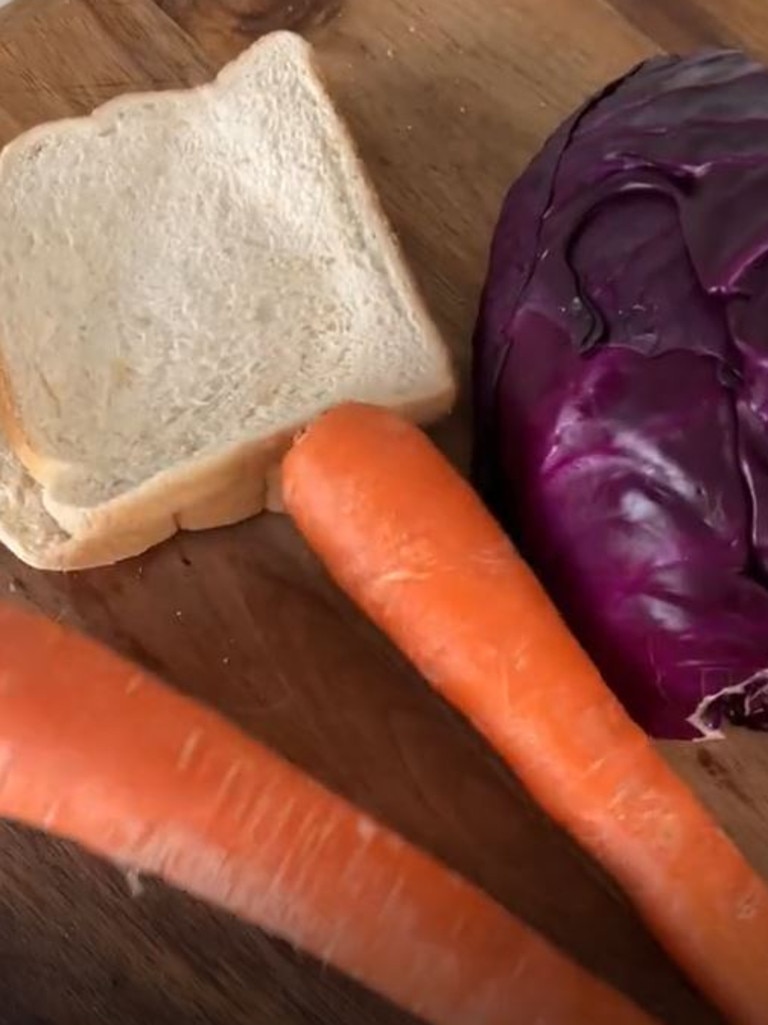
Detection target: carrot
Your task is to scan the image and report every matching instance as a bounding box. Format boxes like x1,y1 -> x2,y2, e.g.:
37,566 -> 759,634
0,602 -> 659,1025
283,402 -> 768,1025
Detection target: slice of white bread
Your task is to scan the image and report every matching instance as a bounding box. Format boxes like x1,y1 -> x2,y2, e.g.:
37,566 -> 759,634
0,31 -> 454,569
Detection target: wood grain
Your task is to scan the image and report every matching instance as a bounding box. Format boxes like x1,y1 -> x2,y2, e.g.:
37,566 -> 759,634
0,0 -> 211,136
155,0 -> 342,61
603,0 -> 740,51
0,1 -> 766,1023
604,0 -> 768,53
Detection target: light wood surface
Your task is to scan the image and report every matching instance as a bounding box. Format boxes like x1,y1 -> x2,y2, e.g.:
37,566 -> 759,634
0,1 -> 766,1023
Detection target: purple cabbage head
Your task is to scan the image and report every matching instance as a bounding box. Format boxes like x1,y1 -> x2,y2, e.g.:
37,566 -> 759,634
473,49 -> 768,739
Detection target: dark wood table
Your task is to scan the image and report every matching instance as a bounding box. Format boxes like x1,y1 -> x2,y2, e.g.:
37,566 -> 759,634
0,2 -> 767,1023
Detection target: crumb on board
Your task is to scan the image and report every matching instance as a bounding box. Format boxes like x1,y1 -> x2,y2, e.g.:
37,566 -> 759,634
125,867 -> 144,898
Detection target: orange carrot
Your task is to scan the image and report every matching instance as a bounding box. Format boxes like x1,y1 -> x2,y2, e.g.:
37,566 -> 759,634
283,402 -> 768,1025
0,602 -> 659,1025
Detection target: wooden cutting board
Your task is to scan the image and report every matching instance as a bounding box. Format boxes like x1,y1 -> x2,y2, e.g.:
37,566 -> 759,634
0,2 -> 767,1023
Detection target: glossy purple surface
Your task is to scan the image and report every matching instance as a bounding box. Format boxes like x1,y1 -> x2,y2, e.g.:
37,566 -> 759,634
474,50 -> 768,739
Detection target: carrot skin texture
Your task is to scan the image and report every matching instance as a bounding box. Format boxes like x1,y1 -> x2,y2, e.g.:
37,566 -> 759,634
283,402 -> 768,1025
0,603 -> 658,1025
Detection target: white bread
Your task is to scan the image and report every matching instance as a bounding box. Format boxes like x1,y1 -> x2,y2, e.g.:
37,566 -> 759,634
0,31 -> 454,569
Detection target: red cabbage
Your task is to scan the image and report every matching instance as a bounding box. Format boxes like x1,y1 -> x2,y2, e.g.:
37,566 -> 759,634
473,50 -> 768,740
